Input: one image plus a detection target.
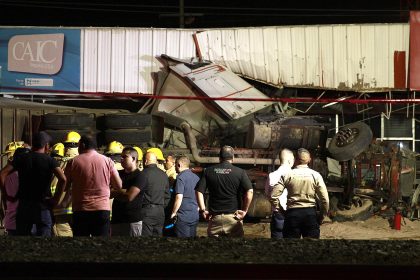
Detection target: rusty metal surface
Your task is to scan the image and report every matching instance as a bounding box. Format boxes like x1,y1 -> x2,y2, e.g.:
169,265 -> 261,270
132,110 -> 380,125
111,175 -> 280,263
410,11 -> 420,90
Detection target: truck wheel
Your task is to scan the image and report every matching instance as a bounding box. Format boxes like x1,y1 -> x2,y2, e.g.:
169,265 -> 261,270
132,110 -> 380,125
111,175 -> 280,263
43,129 -> 97,144
43,113 -> 95,130
328,121 -> 373,162
100,114 -> 162,129
103,128 -> 155,145
332,199 -> 373,222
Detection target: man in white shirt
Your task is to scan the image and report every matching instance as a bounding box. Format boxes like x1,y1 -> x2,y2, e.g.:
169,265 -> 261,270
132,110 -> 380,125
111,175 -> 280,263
265,149 -> 294,238
270,148 -> 329,239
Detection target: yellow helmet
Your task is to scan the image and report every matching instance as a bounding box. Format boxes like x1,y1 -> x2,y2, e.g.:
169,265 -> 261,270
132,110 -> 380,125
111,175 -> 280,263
147,147 -> 164,161
3,141 -> 24,159
133,146 -> 143,161
107,141 -> 124,155
65,131 -> 81,143
52,143 -> 65,157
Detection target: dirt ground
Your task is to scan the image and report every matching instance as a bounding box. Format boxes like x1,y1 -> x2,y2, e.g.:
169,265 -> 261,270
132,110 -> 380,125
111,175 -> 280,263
197,215 -> 420,239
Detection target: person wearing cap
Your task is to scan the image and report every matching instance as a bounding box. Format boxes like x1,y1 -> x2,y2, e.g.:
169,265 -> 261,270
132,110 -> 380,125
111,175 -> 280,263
0,132 -> 66,236
106,141 -> 125,171
50,131 -> 81,237
170,155 -> 200,237
53,135 -> 122,237
270,148 -> 329,239
195,145 -> 253,237
265,149 -> 294,239
110,146 -> 143,236
0,143 -> 30,235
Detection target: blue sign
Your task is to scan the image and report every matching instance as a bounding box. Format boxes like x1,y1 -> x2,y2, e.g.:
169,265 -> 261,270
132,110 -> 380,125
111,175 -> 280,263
0,28 -> 80,92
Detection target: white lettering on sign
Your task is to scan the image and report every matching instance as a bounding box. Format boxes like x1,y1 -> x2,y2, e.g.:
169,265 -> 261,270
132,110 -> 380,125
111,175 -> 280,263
8,34 -> 64,75
12,40 -> 58,63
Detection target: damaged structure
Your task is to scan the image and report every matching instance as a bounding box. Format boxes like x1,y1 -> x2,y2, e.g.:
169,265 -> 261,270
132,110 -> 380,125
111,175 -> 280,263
2,13 -> 420,223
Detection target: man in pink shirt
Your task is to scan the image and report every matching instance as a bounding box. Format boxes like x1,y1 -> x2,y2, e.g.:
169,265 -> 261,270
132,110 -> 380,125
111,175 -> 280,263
53,135 -> 122,237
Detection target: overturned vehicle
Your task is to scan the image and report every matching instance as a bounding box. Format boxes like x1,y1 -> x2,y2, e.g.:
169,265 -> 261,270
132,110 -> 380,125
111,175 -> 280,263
39,55 -> 420,222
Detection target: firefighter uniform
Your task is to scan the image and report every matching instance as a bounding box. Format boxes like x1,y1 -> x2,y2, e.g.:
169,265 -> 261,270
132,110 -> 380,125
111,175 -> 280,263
50,131 -> 81,237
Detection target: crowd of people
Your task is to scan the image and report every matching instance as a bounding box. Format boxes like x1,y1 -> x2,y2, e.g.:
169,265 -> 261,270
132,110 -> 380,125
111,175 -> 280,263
0,130 -> 329,239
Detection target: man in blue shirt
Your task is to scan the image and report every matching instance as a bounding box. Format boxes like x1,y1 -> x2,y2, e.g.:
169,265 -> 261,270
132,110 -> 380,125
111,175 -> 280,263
170,155 -> 200,237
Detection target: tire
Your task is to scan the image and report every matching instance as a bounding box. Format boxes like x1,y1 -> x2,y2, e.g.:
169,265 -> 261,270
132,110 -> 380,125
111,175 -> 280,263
332,199 -> 373,222
328,122 -> 373,162
247,191 -> 272,218
43,113 -> 95,130
43,129 -> 97,144
99,114 -> 163,130
102,128 -> 162,145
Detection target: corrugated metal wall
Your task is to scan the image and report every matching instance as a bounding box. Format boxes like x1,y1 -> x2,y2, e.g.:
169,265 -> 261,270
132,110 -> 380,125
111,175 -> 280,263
81,28 -> 197,94
196,23 -> 410,91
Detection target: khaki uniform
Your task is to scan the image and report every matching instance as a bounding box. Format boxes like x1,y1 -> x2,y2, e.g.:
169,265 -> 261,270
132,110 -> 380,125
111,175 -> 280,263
270,165 -> 329,216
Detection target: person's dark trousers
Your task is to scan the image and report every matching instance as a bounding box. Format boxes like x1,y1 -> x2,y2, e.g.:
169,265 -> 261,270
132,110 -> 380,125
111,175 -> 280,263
141,206 -> 164,237
73,211 -> 110,237
16,200 -> 52,237
270,211 -> 285,239
283,207 -> 320,238
175,219 -> 198,237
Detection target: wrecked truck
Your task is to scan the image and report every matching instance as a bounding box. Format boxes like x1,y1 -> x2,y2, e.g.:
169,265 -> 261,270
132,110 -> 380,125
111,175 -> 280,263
40,55 -> 420,221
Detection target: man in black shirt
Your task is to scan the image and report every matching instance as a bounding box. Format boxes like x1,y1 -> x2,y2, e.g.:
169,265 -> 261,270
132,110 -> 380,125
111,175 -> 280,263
111,147 -> 143,236
138,151 -> 170,237
0,131 -> 66,236
196,145 -> 253,237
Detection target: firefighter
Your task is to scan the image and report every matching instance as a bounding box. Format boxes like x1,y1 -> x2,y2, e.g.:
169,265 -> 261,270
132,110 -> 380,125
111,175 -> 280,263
50,131 -> 81,237
147,147 -> 165,172
51,143 -> 64,158
133,146 -> 143,170
106,141 -> 125,171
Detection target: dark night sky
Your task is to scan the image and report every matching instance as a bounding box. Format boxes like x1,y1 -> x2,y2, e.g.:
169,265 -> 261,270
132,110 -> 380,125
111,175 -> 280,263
0,0 -> 415,28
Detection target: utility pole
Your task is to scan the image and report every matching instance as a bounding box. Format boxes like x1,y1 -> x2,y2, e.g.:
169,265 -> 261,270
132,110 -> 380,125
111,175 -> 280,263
179,0 -> 185,28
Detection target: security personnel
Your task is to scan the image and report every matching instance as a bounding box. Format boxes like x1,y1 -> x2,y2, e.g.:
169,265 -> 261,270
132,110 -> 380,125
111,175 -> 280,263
196,145 -> 254,237
133,146 -> 143,170
50,131 -> 81,237
138,151 -> 170,236
106,141 -> 125,171
146,147 -> 165,172
270,148 -> 329,239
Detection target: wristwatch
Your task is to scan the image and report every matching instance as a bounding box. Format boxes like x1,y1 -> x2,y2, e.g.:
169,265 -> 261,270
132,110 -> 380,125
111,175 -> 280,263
199,209 -> 206,214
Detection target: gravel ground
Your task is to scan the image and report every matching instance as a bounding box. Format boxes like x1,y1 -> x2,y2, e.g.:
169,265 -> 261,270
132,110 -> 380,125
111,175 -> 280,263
1,218 -> 420,278
1,236 -> 420,265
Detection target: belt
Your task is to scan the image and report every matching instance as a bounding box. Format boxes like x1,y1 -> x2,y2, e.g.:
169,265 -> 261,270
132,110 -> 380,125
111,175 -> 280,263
210,212 -> 235,216
141,204 -> 162,208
